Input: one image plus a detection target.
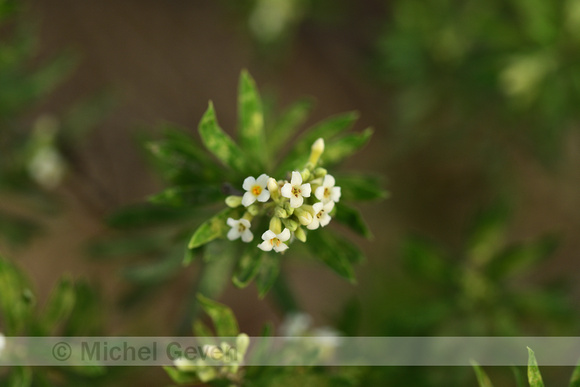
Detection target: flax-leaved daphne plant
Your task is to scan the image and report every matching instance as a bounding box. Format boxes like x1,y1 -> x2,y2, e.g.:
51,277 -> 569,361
94,70 -> 386,306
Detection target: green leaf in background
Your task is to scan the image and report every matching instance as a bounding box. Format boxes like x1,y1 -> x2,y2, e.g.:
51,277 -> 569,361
570,360 -> 580,387
308,231 -> 357,283
334,202 -> 373,239
401,236 -> 452,284
513,366 -> 526,387
43,277 -> 76,333
122,247 -> 184,284
163,366 -> 200,385
256,254 -> 281,298
233,244 -> 263,288
198,101 -> 248,174
7,366 -> 32,387
471,362 -> 494,387
238,69 -> 266,168
149,185 -> 223,207
527,347 -> 545,387
338,174 -> 388,201
188,207 -> 239,250
269,97 -> 314,154
466,206 -> 509,265
322,128 -> 374,166
0,211 -> 42,247
277,111 -> 359,172
107,203 -> 195,229
196,293 -> 239,337
88,232 -> 174,259
193,319 -> 214,337
0,257 -> 34,334
487,235 -> 558,280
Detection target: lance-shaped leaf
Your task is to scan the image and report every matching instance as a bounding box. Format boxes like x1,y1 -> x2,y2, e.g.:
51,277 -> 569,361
149,185 -> 223,208
122,248 -> 184,284
198,101 -> 248,173
334,203 -> 373,239
527,347 -> 545,387
238,70 -> 266,168
233,245 -> 263,288
187,207 -> 240,251
471,362 -> 494,387
269,97 -> 314,153
338,174 -> 389,201
256,255 -> 281,298
322,128 -> 374,166
569,359 -> 580,387
43,277 -> 76,333
196,293 -> 239,337
277,111 -> 359,172
308,231 -> 357,283
163,367 -> 200,385
107,203 -> 195,229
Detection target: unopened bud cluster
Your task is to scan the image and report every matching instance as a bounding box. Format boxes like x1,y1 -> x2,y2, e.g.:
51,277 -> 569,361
225,138 -> 341,253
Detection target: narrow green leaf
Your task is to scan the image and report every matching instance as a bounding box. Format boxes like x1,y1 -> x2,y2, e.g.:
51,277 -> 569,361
277,111 -> 359,172
122,248 -> 184,284
513,366 -> 525,387
471,362 -> 494,387
322,128 -> 374,166
467,206 -> 510,265
233,245 -> 263,288
149,185 -> 223,207
88,232 -> 173,259
8,366 -> 33,387
188,207 -> 239,250
43,277 -> 76,332
198,101 -> 248,173
569,359 -> 580,387
527,347 -> 545,387
107,203 -> 194,229
308,231 -> 357,283
269,97 -> 314,153
338,174 -> 389,201
196,294 -> 239,337
193,320 -> 214,337
238,70 -> 266,167
256,255 -> 281,298
334,203 -> 373,239
197,243 -> 236,298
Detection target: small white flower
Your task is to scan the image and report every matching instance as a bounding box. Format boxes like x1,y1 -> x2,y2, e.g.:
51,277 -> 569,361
242,174 -> 271,207
281,171 -> 311,208
315,174 -> 341,203
227,218 -> 253,242
0,333 -> 5,357
258,228 -> 291,253
307,201 -> 334,230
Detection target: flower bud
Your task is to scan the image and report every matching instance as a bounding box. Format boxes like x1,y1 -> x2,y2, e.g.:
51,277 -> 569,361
294,227 -> 307,242
247,204 -> 260,216
308,138 -> 325,166
282,218 -> 299,231
236,333 -> 250,357
274,206 -> 289,218
294,207 -> 313,226
267,177 -> 280,200
225,195 -> 243,208
283,201 -> 295,216
314,167 -> 327,179
270,216 -> 282,234
300,168 -> 311,182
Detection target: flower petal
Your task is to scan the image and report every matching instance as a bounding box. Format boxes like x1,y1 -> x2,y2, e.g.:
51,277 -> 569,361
274,243 -> 289,253
227,217 -> 237,227
289,195 -> 303,208
281,183 -> 293,198
278,228 -> 291,242
227,228 -> 241,241
301,183 -> 311,197
241,230 -> 254,242
315,186 -> 325,201
291,171 -> 302,186
324,174 -> 335,188
242,192 -> 256,207
256,174 -> 270,187
258,241 -> 273,251
307,218 -> 320,230
262,230 -> 276,241
312,202 -> 324,213
331,187 -> 341,202
324,201 -> 335,212
243,176 -> 256,191
239,218 -> 251,228
319,213 -> 331,227
257,189 -> 271,202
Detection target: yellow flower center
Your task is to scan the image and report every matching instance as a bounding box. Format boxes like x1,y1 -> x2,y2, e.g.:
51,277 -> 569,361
252,185 -> 262,196
292,187 -> 301,197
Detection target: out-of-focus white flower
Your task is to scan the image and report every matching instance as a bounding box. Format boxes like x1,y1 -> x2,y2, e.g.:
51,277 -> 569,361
249,0 -> 299,43
281,171 -> 311,208
226,218 -> 254,242
307,201 -> 334,230
242,174 -> 271,207
28,147 -> 66,190
174,357 -> 197,372
258,228 -> 291,253
500,53 -> 554,102
314,174 -> 341,204
0,333 -> 5,357
280,312 -> 312,336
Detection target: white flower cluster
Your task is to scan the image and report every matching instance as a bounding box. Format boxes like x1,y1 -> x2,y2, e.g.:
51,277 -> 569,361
224,138 -> 341,253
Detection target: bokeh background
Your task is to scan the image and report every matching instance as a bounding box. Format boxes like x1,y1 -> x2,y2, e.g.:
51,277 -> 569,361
2,0 -> 580,385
